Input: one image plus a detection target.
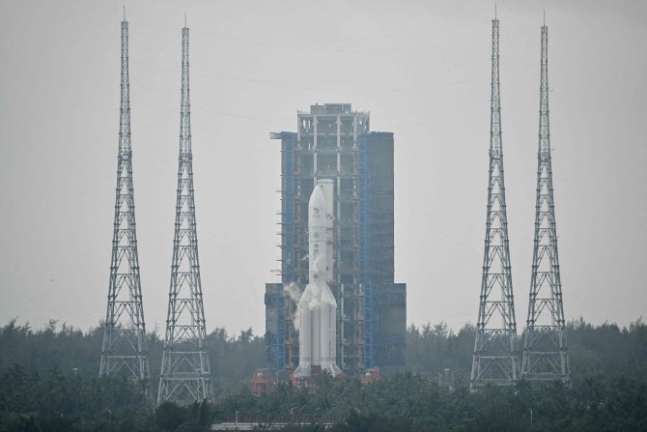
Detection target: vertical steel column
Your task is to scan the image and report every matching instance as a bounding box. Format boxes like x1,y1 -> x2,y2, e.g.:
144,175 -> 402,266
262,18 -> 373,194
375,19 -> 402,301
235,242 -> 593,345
521,23 -> 571,386
358,134 -> 376,369
357,134 -> 370,285
158,27 -> 212,404
282,134 -> 296,286
471,16 -> 518,391
100,20 -> 151,390
280,133 -> 296,370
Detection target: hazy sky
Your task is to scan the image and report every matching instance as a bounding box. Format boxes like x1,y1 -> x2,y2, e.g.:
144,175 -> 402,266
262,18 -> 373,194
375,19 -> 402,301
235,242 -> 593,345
1,1 -> 646,337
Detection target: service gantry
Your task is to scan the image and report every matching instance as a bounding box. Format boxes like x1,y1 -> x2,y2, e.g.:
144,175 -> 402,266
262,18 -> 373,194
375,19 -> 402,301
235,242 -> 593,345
158,26 -> 213,404
470,15 -> 519,391
266,104 -> 406,377
100,19 -> 151,388
521,22 -> 571,386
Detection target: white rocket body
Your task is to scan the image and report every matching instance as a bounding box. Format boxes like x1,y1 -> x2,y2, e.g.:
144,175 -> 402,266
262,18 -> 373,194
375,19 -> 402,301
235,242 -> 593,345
293,181 -> 341,378
319,179 -> 334,285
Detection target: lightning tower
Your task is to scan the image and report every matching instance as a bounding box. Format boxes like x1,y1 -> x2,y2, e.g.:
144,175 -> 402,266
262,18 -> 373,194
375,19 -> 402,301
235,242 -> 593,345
100,18 -> 151,387
521,21 -> 571,385
470,15 -> 518,391
158,26 -> 213,404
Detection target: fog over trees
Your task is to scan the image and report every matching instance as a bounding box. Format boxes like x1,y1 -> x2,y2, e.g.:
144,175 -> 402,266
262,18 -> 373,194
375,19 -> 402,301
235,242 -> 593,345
1,318 -> 646,431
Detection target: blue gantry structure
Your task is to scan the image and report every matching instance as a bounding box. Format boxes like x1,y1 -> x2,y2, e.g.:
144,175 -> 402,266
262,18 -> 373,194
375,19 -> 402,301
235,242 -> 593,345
266,104 -> 406,377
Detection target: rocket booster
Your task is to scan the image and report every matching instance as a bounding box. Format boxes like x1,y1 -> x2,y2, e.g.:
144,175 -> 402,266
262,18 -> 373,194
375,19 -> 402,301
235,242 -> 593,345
293,182 -> 341,378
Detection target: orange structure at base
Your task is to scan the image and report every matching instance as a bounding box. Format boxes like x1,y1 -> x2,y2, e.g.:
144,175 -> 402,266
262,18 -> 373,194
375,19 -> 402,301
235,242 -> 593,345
250,368 -> 277,395
361,367 -> 380,384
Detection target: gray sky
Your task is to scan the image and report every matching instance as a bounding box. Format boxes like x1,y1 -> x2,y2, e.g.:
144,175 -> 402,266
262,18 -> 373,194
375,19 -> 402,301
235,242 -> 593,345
1,0 -> 646,336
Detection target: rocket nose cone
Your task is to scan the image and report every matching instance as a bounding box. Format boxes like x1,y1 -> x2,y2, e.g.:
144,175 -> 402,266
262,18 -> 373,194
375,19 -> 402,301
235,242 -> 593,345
309,184 -> 326,216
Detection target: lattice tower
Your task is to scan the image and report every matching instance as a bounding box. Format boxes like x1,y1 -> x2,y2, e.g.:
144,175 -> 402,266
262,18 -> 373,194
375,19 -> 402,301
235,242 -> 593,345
158,27 -> 213,404
521,23 -> 571,385
100,20 -> 151,387
470,16 -> 518,391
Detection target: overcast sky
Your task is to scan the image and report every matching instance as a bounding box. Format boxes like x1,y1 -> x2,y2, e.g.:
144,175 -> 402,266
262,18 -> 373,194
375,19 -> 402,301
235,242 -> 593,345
1,0 -> 646,337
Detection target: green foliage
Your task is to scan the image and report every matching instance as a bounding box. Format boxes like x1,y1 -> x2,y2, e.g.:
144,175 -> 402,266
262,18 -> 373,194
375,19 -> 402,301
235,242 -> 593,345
208,327 -> 266,397
1,317 -> 647,431
406,322 -> 475,387
0,319 -> 264,396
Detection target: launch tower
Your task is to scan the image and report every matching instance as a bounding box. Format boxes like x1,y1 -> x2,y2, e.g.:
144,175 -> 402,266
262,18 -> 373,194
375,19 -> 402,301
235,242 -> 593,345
158,27 -> 213,404
100,19 -> 151,386
520,22 -> 571,385
470,16 -> 519,391
266,104 -> 406,377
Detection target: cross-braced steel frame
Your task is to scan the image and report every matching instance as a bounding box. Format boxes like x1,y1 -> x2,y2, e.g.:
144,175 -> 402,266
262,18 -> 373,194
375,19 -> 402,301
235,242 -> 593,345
521,24 -> 571,386
471,17 -> 518,392
100,20 -> 151,389
158,27 -> 212,404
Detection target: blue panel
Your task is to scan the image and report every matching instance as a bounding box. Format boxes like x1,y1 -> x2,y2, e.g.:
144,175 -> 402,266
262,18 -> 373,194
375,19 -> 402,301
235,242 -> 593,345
363,283 -> 376,369
264,285 -> 286,370
275,292 -> 285,369
358,133 -> 377,368
357,134 -> 372,285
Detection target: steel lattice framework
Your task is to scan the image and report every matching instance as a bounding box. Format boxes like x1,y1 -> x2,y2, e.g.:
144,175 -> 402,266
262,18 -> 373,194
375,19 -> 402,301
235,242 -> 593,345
471,17 -> 518,391
100,20 -> 151,387
521,24 -> 571,385
158,27 -> 212,404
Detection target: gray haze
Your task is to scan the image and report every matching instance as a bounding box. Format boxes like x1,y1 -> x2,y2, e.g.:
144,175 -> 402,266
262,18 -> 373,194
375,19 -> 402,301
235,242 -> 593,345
1,1 -> 646,336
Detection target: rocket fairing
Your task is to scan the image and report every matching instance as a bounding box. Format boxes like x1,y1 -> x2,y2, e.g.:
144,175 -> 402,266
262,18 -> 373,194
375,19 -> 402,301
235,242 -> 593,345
293,182 -> 342,378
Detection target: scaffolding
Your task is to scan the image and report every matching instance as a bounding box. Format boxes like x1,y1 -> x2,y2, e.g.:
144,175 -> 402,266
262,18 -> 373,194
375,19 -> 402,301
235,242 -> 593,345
266,105 -> 406,378
264,283 -> 285,370
336,284 -> 361,373
357,134 -> 371,284
362,284 -> 376,368
277,132 -> 297,285
363,283 -> 406,369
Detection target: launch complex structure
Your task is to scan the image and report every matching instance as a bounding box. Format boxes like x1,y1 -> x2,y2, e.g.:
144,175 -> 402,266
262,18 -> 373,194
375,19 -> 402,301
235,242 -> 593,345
100,18 -> 212,404
98,11 -> 571,401
470,15 -> 571,391
265,104 -> 407,380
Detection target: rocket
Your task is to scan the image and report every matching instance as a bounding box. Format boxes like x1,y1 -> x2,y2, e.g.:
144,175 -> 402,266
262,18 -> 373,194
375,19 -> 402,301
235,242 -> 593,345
293,180 -> 342,378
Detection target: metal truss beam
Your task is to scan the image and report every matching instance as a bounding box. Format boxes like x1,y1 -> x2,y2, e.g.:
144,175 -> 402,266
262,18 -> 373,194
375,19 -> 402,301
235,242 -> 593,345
158,27 -> 213,404
471,17 -> 518,391
521,24 -> 571,386
100,20 -> 151,390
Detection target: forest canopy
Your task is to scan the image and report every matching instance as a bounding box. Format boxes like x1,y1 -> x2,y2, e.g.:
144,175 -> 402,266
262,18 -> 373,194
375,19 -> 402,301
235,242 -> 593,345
1,317 -> 646,431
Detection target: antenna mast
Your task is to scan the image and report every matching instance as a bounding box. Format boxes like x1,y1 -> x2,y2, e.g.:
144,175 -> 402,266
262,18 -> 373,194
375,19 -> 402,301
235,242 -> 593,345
100,19 -> 151,389
521,22 -> 571,386
470,15 -> 518,391
158,26 -> 213,404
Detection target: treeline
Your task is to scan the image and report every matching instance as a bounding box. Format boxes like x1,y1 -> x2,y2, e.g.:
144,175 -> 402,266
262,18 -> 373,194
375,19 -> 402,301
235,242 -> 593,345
405,318 -> 647,388
0,319 -> 264,397
217,369 -> 647,431
1,364 -> 646,431
1,318 -> 646,431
